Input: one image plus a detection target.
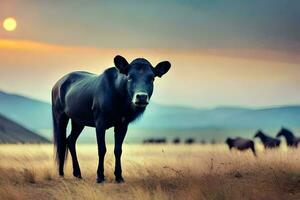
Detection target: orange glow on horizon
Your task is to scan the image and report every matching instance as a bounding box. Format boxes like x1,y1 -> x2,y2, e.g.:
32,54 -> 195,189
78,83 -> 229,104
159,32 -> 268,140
0,39 -> 300,106
0,39 -> 299,64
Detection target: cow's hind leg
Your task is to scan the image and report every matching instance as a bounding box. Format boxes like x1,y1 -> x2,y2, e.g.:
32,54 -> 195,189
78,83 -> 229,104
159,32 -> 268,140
67,120 -> 84,178
250,142 -> 256,156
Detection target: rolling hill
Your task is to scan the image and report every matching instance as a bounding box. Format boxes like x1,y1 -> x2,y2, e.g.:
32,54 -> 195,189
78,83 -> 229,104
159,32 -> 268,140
0,113 -> 49,143
0,91 -> 51,130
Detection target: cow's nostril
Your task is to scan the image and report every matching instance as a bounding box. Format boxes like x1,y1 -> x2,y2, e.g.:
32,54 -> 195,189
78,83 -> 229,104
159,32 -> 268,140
138,95 -> 147,101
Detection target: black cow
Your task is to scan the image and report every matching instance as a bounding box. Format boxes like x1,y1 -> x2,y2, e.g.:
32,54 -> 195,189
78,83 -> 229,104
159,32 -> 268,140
143,138 -> 155,144
211,139 -> 216,145
143,138 -> 167,144
276,127 -> 300,148
200,139 -> 206,145
156,138 -> 167,143
254,130 -> 280,149
185,138 -> 195,144
52,55 -> 171,183
225,137 -> 256,156
173,137 -> 180,144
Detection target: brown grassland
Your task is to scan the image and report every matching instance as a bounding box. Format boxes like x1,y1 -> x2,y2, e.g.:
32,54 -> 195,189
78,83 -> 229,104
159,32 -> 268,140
0,144 -> 300,200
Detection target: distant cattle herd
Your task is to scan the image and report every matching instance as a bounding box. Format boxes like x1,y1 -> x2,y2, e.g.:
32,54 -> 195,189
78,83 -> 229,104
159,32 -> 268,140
143,137 -> 196,144
143,137 -> 222,144
225,127 -> 300,156
142,127 -> 300,155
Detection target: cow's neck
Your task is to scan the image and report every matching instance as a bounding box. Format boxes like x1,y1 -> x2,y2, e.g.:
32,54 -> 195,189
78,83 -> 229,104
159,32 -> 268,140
259,134 -> 267,142
114,76 -> 146,122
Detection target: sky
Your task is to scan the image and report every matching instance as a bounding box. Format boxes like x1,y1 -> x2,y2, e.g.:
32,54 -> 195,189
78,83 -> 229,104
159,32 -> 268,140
0,0 -> 300,108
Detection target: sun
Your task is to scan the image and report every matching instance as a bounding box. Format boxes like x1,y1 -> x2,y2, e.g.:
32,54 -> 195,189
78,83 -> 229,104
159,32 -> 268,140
3,17 -> 17,32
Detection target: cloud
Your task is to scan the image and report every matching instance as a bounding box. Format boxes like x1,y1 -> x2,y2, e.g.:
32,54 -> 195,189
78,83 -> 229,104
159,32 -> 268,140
1,0 -> 300,50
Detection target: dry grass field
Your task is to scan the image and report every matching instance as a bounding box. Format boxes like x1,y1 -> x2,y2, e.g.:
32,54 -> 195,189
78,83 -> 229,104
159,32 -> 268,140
1,144 -> 300,200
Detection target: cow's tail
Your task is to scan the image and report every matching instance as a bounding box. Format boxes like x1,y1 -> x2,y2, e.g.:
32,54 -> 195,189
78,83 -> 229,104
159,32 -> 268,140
52,105 -> 68,176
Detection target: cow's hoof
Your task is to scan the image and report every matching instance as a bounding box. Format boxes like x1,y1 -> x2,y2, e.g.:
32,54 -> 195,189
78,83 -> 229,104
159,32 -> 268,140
115,176 -> 125,183
96,176 -> 105,184
74,174 -> 82,179
73,172 -> 82,179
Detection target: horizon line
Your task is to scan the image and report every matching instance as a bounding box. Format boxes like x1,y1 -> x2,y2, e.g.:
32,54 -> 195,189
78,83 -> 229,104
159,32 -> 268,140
1,89 -> 299,111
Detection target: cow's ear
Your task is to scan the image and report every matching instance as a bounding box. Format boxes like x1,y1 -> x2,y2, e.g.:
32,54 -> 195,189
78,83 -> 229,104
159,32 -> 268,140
114,55 -> 129,74
154,61 -> 171,78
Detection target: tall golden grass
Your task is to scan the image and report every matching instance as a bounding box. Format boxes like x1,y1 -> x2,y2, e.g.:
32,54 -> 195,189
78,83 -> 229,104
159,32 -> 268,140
0,144 -> 300,200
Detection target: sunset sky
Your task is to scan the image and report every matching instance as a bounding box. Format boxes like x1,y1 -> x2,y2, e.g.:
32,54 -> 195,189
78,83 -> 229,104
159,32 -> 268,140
0,0 -> 300,108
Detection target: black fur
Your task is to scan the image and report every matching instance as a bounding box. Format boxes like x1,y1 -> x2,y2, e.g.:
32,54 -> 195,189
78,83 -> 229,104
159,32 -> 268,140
254,130 -> 280,149
52,55 -> 171,183
226,137 -> 256,156
276,127 -> 300,148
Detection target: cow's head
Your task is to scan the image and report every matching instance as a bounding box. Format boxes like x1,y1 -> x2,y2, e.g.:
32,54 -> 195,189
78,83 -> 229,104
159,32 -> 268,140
225,138 -> 233,146
276,127 -> 290,138
114,55 -> 171,108
254,130 -> 263,138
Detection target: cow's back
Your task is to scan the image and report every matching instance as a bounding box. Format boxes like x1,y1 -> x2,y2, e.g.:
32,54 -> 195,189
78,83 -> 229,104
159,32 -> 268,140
52,71 -> 99,125
52,71 -> 95,104
234,138 -> 252,150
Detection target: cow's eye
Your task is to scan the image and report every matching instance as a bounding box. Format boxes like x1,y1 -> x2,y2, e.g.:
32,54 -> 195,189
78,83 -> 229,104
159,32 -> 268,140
147,76 -> 154,83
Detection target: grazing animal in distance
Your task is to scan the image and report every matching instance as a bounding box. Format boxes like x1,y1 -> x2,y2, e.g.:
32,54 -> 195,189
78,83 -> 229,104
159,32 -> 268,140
156,138 -> 167,143
254,130 -> 280,149
173,137 -> 180,144
225,137 -> 256,156
211,139 -> 217,145
200,139 -> 206,144
143,138 -> 157,144
185,138 -> 195,144
276,127 -> 300,148
143,138 -> 154,144
143,138 -> 167,144
52,55 -> 171,183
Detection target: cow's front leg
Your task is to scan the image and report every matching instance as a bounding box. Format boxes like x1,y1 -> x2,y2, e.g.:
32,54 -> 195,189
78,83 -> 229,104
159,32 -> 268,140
95,120 -> 106,183
114,123 -> 127,183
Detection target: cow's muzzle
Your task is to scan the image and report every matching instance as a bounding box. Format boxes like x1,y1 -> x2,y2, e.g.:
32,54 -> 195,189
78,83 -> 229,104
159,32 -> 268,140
132,92 -> 149,107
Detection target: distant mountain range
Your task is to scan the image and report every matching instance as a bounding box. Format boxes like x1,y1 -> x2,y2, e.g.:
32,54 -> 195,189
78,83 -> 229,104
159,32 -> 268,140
0,113 -> 49,143
0,91 -> 51,130
0,90 -> 299,143
134,104 -> 300,130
